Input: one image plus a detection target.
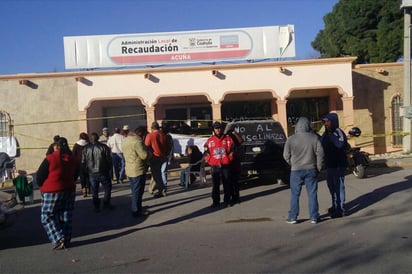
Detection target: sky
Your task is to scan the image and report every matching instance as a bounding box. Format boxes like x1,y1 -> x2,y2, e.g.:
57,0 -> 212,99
0,0 -> 339,75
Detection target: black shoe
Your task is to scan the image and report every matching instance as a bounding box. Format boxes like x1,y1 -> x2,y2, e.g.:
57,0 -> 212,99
132,210 -> 150,218
153,189 -> 167,198
330,211 -> 343,218
53,237 -> 65,250
153,192 -> 163,198
210,202 -> 220,208
224,202 -> 233,208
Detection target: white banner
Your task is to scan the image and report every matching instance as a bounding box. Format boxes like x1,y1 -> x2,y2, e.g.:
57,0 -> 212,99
64,25 -> 295,69
0,136 -> 18,157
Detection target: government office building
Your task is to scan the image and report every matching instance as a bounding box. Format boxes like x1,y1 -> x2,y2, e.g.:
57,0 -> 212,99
0,26 -> 407,170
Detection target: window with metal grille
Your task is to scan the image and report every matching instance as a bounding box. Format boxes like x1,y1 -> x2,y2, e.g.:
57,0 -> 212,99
0,111 -> 11,137
391,96 -> 403,146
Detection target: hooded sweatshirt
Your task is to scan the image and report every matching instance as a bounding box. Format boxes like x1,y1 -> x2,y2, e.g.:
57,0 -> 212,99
283,117 -> 324,171
320,113 -> 348,168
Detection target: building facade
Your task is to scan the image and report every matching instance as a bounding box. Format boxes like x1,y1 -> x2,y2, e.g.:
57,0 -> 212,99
0,57 -> 406,170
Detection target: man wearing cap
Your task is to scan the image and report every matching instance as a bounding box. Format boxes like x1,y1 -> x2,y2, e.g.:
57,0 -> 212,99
99,128 -> 110,146
145,121 -> 172,198
321,112 -> 348,218
121,125 -> 130,138
204,121 -> 235,208
122,126 -> 150,217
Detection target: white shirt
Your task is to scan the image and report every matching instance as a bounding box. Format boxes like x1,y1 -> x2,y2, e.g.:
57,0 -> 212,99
107,133 -> 124,153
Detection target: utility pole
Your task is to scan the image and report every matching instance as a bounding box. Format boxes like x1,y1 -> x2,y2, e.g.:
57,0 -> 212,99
401,0 -> 412,153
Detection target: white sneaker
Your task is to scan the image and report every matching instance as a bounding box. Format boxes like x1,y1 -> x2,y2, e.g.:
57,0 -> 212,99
286,219 -> 297,224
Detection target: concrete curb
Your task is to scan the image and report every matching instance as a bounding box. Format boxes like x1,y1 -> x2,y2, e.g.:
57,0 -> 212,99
0,180 -> 13,189
369,158 -> 412,168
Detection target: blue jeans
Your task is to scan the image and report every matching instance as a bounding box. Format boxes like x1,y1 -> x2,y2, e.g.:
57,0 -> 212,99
89,172 -> 112,209
161,159 -> 169,187
112,153 -> 126,181
326,167 -> 346,214
288,168 -> 319,221
149,156 -> 167,191
128,174 -> 146,213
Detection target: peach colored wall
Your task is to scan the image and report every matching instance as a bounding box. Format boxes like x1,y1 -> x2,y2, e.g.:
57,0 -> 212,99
76,58 -> 355,112
0,57 -> 362,170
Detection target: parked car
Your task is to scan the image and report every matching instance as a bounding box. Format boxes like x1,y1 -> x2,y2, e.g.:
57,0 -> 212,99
224,119 -> 290,184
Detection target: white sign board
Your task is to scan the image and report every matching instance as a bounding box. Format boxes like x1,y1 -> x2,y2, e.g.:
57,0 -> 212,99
401,0 -> 412,8
64,25 -> 295,69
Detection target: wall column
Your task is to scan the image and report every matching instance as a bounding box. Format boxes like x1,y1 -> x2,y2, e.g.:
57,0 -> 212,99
78,110 -> 87,133
146,106 -> 155,130
342,96 -> 354,131
329,93 -> 338,111
276,100 -> 288,134
211,103 -> 222,122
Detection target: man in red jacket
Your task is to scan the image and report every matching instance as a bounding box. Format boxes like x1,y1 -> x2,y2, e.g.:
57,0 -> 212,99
145,121 -> 172,198
204,122 -> 234,208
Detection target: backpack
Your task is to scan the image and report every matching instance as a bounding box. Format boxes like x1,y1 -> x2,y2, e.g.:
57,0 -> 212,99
13,175 -> 33,202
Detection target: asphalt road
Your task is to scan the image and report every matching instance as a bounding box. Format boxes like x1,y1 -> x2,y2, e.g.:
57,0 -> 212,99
1,165 -> 412,273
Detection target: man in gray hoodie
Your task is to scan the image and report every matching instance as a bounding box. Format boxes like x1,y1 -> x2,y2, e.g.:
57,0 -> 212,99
283,117 -> 324,224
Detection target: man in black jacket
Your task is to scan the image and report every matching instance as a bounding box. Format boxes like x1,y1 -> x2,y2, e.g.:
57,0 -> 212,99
82,132 -> 113,212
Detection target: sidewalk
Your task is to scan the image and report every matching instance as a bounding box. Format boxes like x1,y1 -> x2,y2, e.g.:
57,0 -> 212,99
369,153 -> 412,167
1,154 -> 412,190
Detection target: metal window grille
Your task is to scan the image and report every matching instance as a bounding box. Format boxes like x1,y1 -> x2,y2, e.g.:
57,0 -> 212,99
392,96 -> 403,146
0,111 -> 10,137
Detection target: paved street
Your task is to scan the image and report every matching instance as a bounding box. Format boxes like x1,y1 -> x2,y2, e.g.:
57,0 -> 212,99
1,165 -> 412,273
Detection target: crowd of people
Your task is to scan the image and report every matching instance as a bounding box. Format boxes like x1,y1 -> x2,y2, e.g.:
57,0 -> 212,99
36,122 -> 174,249
35,112 -> 348,249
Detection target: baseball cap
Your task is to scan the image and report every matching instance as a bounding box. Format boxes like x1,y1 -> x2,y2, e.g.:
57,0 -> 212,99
102,127 -> 108,132
212,122 -> 222,129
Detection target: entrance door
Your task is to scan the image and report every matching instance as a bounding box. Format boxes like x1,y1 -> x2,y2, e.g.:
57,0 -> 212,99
286,97 -> 329,135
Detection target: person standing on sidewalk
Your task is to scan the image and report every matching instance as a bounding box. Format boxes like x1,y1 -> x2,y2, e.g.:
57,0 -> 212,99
72,132 -> 90,197
122,126 -> 150,217
321,112 -> 348,218
204,121 -> 234,208
99,127 -> 110,146
145,122 -> 172,198
283,117 -> 324,224
107,128 -> 126,184
161,121 -> 174,188
227,130 -> 243,204
82,132 -> 114,212
36,137 -> 79,249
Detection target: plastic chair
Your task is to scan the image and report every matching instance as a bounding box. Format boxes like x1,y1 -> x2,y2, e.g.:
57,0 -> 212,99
184,159 -> 206,189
